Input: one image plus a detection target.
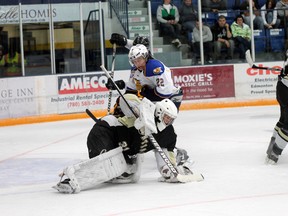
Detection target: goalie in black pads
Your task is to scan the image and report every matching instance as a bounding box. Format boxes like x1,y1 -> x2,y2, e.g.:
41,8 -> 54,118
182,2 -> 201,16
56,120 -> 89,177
266,50 -> 288,164
53,95 -> 203,194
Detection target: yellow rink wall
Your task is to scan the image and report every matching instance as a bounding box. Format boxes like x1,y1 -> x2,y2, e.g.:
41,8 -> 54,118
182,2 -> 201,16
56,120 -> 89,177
0,62 -> 282,127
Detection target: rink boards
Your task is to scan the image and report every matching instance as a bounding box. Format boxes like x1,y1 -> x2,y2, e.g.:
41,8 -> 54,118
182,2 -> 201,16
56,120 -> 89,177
0,61 -> 282,126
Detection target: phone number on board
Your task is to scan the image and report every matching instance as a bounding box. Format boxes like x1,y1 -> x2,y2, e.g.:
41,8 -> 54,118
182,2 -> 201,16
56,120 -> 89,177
67,100 -> 105,108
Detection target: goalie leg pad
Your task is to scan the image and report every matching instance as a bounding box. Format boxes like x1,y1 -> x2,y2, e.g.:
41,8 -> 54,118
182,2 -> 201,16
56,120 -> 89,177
62,147 -> 127,193
108,154 -> 144,184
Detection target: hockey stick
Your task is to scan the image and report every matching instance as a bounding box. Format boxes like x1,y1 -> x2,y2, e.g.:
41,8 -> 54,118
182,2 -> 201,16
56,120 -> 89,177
107,43 -> 117,114
85,109 -> 99,123
100,64 -> 203,182
245,50 -> 282,72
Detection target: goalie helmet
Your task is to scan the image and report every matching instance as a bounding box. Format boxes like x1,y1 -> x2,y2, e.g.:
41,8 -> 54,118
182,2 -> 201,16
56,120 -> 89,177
133,36 -> 149,48
128,44 -> 149,65
155,99 -> 178,132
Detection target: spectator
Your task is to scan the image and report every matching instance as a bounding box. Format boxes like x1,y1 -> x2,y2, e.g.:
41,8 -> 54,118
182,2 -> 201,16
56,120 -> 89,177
157,0 -> 182,48
179,0 -> 198,33
55,50 -> 65,74
231,15 -> 251,61
192,19 -> 213,64
0,45 -> 5,77
275,0 -> 288,28
0,45 -> 4,66
3,44 -> 22,77
211,15 -> 235,62
240,0 -> 265,30
261,0 -> 280,29
202,0 -> 227,13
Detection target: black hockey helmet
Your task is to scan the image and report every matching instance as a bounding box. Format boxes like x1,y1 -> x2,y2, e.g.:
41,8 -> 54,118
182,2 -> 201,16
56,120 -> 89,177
133,36 -> 149,48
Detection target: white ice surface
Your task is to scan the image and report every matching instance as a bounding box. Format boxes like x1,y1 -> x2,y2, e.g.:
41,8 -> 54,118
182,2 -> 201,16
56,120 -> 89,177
1,105 -> 288,216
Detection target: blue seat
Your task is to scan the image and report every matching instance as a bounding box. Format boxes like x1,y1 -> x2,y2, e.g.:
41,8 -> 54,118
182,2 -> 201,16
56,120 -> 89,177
202,12 -> 217,27
173,0 -> 182,8
258,0 -> 267,7
151,0 -> 161,16
233,0 -> 246,9
227,0 -> 235,9
266,28 -> 285,52
253,29 -> 266,53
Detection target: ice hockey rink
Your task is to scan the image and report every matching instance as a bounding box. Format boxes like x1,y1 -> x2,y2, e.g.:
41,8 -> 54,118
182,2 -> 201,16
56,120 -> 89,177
1,105 -> 288,216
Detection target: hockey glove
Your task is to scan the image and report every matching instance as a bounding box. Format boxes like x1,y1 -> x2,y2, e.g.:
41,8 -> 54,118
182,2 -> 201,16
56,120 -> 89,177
140,86 -> 163,102
105,79 -> 126,90
139,85 -> 151,97
175,147 -> 189,166
110,33 -> 127,46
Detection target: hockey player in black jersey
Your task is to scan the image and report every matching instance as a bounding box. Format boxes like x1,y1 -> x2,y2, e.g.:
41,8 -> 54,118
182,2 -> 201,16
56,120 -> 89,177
53,95 -> 203,193
266,51 -> 288,164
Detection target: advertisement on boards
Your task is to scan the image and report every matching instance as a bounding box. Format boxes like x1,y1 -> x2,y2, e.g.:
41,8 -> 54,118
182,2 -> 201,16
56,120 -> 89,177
0,77 -> 36,119
54,71 -> 129,114
55,73 -> 110,113
172,65 -> 235,100
234,62 -> 281,99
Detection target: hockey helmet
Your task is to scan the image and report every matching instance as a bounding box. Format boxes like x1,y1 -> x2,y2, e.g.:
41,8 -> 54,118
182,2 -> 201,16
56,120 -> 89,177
133,36 -> 150,48
128,44 -> 149,65
155,99 -> 178,132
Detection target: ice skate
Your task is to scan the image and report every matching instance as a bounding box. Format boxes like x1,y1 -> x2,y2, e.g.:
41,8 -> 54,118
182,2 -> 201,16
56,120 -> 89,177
265,152 -> 279,165
265,137 -> 279,165
266,137 -> 276,155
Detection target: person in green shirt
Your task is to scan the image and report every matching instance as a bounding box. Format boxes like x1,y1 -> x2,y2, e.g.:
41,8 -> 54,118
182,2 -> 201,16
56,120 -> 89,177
157,0 -> 182,48
231,15 -> 251,61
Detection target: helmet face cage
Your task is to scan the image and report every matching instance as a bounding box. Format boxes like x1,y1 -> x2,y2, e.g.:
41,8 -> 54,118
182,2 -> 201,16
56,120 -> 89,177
133,36 -> 150,48
128,44 -> 149,65
155,99 -> 178,132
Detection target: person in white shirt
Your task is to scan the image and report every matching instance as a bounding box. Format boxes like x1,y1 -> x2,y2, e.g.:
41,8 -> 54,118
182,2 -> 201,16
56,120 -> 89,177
261,0 -> 280,29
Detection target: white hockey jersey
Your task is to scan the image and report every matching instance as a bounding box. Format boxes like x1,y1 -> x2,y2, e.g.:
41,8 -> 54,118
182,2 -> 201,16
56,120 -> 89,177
126,58 -> 178,98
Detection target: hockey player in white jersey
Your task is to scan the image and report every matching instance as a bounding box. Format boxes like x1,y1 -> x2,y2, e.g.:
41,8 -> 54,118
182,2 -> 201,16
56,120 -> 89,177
53,95 -> 203,194
107,35 -> 183,109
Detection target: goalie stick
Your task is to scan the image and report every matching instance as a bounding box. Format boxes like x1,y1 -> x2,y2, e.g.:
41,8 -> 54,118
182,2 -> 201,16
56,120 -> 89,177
245,50 -> 282,72
100,64 -> 204,183
107,43 -> 117,114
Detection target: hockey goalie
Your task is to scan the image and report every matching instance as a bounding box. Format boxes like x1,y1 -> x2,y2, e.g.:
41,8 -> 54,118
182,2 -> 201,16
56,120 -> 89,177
53,95 -> 203,194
